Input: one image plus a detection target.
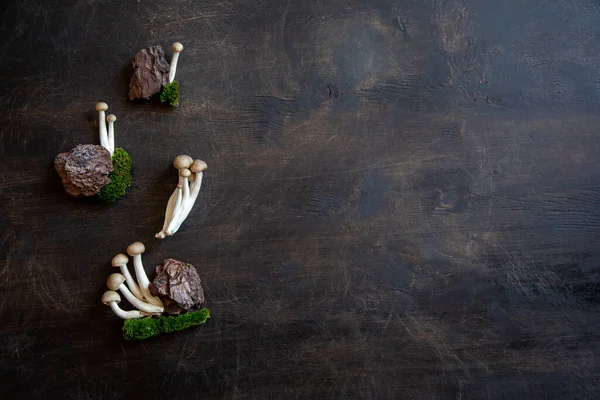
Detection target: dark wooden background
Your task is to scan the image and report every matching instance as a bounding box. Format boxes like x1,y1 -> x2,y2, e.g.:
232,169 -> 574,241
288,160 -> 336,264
2,0 -> 600,398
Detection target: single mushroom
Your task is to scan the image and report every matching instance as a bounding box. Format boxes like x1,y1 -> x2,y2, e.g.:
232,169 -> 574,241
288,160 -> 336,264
127,242 -> 164,307
107,273 -> 164,314
155,155 -> 208,239
102,290 -> 149,320
112,253 -> 143,301
169,42 -> 184,83
95,102 -> 110,153
106,114 -> 116,156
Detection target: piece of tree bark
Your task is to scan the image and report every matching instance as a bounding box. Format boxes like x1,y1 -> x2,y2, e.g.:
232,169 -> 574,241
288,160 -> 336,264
54,144 -> 113,197
128,45 -> 170,100
149,259 -> 205,315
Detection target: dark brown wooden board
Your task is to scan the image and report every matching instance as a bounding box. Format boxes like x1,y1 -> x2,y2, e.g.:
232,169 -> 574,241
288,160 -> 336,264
1,0 -> 600,398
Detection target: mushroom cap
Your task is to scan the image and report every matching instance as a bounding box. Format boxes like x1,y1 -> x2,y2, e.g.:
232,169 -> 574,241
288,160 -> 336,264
102,290 -> 121,305
190,159 -> 208,173
172,42 -> 184,52
127,242 -> 145,256
179,168 -> 191,178
173,155 -> 193,170
106,114 -> 117,122
107,273 -> 126,290
188,173 -> 196,183
95,102 -> 109,112
111,253 -> 129,267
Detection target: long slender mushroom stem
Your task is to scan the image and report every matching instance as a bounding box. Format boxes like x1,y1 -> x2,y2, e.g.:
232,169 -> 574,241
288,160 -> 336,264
112,253 -> 144,301
95,102 -> 110,152
169,42 -> 183,83
107,273 -> 163,314
102,291 -> 149,320
126,242 -> 164,307
106,114 -> 116,156
155,156 -> 207,239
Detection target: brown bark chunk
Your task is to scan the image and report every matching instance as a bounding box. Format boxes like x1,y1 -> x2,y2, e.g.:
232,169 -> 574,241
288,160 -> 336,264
54,144 -> 113,197
149,259 -> 205,315
128,45 -> 170,100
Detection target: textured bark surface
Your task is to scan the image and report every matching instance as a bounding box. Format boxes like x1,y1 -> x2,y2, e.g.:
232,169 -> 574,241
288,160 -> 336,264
54,144 -> 113,197
149,258 -> 205,315
128,45 -> 170,100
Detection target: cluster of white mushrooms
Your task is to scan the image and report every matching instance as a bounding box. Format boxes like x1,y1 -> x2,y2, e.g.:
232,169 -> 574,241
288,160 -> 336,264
102,242 -> 164,319
95,102 -> 117,156
155,155 -> 207,239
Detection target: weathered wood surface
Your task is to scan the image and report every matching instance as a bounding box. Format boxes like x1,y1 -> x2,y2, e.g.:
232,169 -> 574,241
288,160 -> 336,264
1,0 -> 600,398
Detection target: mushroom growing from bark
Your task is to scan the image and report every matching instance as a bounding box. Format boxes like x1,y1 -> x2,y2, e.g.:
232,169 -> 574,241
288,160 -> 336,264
107,273 -> 164,314
160,42 -> 183,107
169,42 -> 183,83
54,102 -> 131,202
95,102 -> 110,154
106,114 -> 116,156
102,290 -> 150,320
102,242 -> 211,339
127,242 -> 164,307
155,155 -> 207,239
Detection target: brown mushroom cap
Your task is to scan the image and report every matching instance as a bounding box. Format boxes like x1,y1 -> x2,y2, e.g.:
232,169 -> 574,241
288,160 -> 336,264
106,114 -> 116,123
172,42 -> 184,52
111,253 -> 129,267
190,159 -> 207,173
179,168 -> 191,178
127,242 -> 145,256
107,273 -> 126,290
173,155 -> 193,170
102,290 -> 121,305
95,102 -> 108,112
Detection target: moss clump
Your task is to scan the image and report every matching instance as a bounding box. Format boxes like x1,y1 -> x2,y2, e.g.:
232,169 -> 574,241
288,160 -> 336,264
98,148 -> 132,203
160,81 -> 180,107
122,308 -> 210,340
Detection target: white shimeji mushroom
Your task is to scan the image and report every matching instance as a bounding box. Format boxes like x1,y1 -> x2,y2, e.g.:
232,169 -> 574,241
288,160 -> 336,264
107,273 -> 163,314
102,291 -> 150,320
111,253 -> 144,301
126,242 -> 164,307
95,102 -> 112,155
155,155 -> 208,239
106,114 -> 116,156
169,42 -> 183,84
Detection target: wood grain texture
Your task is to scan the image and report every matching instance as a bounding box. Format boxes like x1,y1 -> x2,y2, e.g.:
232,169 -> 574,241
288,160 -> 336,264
1,0 -> 600,399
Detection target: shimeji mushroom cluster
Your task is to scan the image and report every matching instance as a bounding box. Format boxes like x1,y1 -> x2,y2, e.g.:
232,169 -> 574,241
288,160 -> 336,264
160,42 -> 184,107
102,242 -> 163,319
102,242 -> 210,340
95,102 -> 132,203
156,155 -> 207,239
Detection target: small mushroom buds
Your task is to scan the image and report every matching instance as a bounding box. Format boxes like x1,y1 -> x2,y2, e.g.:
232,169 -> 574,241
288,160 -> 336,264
156,155 -> 207,239
54,103 -> 132,203
128,42 -> 183,107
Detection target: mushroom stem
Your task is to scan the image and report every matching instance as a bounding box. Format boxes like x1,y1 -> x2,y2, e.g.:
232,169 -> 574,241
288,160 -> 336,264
190,171 -> 204,199
156,190 -> 178,239
109,302 -> 149,319
95,103 -> 109,152
107,273 -> 164,314
106,114 -> 116,156
102,291 -> 149,320
112,254 -> 144,301
127,243 -> 164,307
169,42 -> 183,83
